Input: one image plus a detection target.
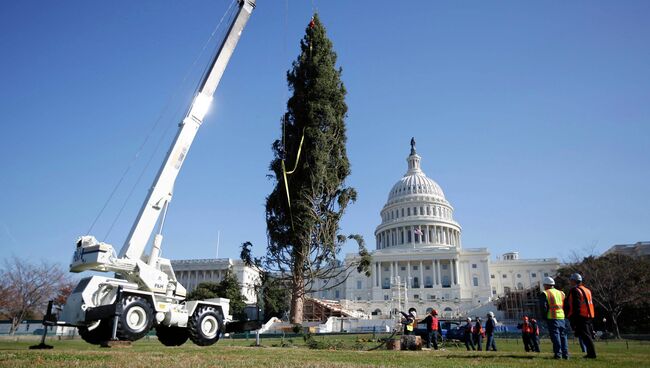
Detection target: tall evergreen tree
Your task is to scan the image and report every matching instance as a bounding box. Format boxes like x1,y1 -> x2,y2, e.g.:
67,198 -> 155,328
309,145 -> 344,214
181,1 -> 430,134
243,15 -> 370,323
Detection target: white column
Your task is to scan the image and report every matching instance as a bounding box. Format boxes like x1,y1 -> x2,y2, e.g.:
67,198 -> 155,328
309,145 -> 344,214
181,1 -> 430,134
431,260 -> 436,286
454,259 -> 460,285
482,260 -> 490,287
419,261 -> 424,288
424,226 -> 429,244
390,261 -> 394,283
407,261 -> 411,287
375,262 -> 379,287
436,260 -> 442,286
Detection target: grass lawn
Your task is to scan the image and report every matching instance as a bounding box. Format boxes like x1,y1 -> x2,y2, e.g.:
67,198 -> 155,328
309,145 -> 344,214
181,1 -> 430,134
0,334 -> 647,368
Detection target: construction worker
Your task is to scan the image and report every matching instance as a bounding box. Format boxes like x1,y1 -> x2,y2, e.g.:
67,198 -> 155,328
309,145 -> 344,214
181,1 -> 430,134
420,309 -> 440,349
485,311 -> 498,351
565,273 -> 597,359
539,276 -> 569,359
530,318 -> 541,352
463,317 -> 475,351
472,317 -> 484,351
518,316 -> 534,352
400,308 -> 417,336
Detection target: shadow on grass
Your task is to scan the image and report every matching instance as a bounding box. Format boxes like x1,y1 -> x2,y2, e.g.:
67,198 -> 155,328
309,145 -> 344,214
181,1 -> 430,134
445,354 -> 539,360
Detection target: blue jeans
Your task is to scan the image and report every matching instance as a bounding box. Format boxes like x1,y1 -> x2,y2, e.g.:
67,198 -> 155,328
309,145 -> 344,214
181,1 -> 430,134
546,319 -> 568,359
485,333 -> 497,351
578,335 -> 587,352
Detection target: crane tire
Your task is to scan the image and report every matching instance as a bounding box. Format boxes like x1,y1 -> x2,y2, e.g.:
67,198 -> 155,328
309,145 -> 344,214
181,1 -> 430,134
116,295 -> 154,341
156,325 -> 189,346
188,305 -> 222,346
78,319 -> 112,345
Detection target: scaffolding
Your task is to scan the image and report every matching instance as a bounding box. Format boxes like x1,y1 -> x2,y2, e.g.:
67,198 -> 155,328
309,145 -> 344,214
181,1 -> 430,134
496,285 -> 544,322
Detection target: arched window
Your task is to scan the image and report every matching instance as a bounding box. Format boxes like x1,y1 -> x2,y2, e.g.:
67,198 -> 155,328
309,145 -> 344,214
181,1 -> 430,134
443,307 -> 453,317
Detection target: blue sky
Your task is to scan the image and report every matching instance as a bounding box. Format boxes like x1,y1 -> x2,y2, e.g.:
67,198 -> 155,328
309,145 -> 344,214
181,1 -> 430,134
1,0 -> 648,270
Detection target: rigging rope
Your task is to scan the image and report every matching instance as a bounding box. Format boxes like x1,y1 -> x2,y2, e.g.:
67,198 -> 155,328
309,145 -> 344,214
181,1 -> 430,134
94,0 -> 238,239
281,125 -> 305,230
366,328 -> 399,351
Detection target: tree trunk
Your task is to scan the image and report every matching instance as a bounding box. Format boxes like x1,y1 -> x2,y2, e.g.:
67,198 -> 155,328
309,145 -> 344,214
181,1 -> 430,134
611,313 -> 621,339
290,273 -> 304,324
9,316 -> 20,336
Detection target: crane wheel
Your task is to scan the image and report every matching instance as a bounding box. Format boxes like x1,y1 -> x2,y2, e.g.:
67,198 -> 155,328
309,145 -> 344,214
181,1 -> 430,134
156,325 -> 189,346
116,295 -> 154,341
78,319 -> 112,345
188,305 -> 222,346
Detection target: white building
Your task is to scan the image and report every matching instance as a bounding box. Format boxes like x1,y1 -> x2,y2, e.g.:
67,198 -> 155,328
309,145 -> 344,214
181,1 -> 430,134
171,258 -> 260,304
602,241 -> 650,258
312,140 -> 559,317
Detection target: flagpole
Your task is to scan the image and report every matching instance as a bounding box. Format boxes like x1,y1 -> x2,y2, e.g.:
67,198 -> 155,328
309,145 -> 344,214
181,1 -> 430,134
216,230 -> 221,259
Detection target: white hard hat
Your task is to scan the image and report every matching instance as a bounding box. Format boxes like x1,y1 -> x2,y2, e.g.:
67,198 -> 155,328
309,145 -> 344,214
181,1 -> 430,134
467,317 -> 472,322
487,311 -> 494,317
543,276 -> 555,285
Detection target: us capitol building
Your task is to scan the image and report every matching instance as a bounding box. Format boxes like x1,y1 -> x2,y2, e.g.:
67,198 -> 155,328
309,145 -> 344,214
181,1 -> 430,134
171,139 -> 559,317
311,139 -> 559,317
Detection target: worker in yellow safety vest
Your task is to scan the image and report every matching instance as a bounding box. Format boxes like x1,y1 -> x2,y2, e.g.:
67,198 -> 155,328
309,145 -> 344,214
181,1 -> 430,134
400,308 -> 417,335
539,276 -> 569,360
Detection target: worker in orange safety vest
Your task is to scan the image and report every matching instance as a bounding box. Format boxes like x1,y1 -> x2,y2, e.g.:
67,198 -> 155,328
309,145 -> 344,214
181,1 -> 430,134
420,308 -> 440,349
529,318 -> 541,352
518,316 -> 534,352
565,273 -> 597,359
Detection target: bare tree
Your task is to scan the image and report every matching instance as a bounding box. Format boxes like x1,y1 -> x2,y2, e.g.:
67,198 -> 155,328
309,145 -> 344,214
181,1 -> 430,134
0,257 -> 72,335
557,253 -> 650,338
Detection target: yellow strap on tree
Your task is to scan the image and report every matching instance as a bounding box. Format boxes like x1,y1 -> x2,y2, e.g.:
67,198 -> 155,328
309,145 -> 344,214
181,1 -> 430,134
281,127 -> 306,230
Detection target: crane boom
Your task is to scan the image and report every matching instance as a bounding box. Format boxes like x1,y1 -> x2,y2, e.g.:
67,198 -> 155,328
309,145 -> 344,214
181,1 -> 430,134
60,1 -> 256,346
118,0 -> 256,261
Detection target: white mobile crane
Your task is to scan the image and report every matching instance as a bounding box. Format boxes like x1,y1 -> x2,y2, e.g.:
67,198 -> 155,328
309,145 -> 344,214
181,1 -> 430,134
52,0 -> 256,346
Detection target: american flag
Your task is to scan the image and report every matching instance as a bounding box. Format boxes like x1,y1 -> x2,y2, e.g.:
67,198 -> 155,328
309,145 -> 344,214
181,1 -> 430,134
414,228 -> 424,236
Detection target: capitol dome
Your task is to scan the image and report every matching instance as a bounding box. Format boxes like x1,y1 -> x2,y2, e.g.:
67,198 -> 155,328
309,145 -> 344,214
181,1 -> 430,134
375,139 -> 462,250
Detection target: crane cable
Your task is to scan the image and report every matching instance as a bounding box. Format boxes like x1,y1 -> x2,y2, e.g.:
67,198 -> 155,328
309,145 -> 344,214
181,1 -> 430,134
88,0 -> 238,238
104,1 -> 239,240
